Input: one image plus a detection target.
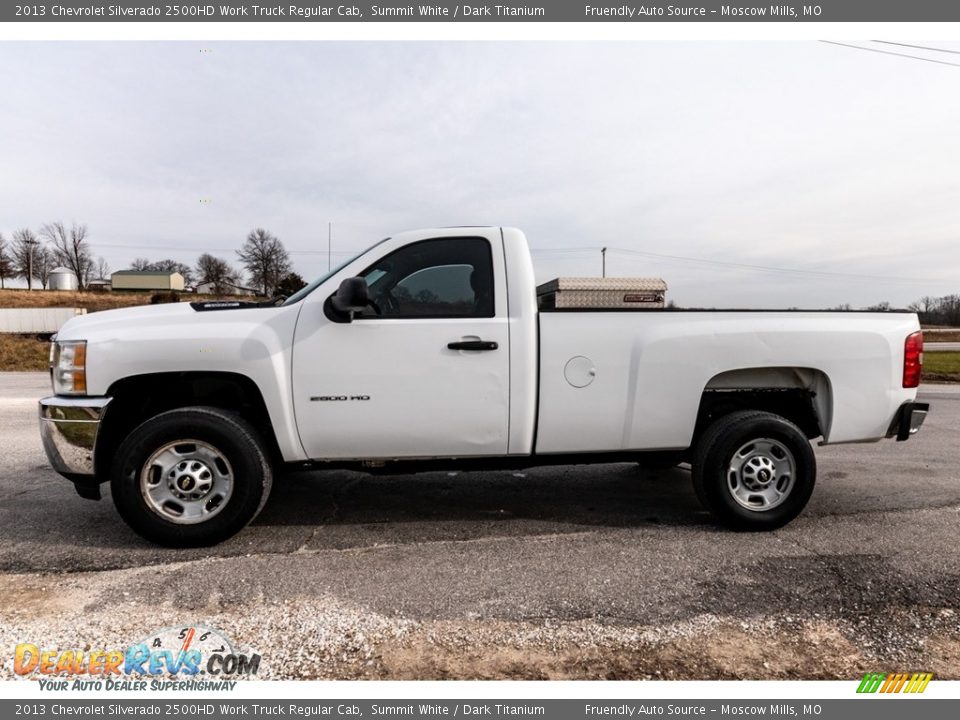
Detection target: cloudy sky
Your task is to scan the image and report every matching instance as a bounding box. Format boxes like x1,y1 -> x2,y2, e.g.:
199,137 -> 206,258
0,41 -> 957,307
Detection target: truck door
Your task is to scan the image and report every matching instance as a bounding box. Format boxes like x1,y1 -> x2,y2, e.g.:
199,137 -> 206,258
291,233 -> 511,460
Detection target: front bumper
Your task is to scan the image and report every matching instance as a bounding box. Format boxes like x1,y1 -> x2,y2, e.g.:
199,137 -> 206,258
887,401 -> 930,442
39,396 -> 112,481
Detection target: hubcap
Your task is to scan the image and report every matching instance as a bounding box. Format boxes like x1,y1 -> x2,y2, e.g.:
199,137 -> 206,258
726,438 -> 796,512
139,440 -> 234,524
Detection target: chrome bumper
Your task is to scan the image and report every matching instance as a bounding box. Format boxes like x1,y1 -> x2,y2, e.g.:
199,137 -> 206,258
39,396 -> 112,479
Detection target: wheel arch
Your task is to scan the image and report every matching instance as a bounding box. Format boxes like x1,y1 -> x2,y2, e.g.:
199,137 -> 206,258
95,371 -> 281,481
696,366 -> 833,442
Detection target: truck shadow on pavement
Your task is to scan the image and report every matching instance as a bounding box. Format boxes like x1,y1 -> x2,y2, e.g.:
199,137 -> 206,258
0,462 -> 705,572
254,461 -> 706,538
5,453 -> 959,573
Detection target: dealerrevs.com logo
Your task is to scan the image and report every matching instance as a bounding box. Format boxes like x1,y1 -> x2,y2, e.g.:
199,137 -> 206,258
14,625 -> 260,691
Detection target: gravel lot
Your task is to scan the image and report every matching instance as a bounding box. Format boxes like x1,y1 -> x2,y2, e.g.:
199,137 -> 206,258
1,373 -> 958,680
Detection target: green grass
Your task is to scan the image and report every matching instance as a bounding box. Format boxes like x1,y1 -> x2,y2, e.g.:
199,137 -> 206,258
923,351 -> 960,383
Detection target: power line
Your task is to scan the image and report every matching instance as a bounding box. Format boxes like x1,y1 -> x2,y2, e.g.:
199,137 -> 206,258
606,247 -> 937,284
529,248 -> 596,255
89,241 -> 942,285
872,40 -> 960,56
88,242 -> 360,257
534,245 -> 940,285
820,40 -> 960,69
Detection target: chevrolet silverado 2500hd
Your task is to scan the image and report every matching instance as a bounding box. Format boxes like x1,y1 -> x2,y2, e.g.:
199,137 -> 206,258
39,227 -> 929,546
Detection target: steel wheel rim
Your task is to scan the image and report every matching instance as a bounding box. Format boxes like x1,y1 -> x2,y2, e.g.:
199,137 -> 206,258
726,437 -> 796,512
139,439 -> 234,524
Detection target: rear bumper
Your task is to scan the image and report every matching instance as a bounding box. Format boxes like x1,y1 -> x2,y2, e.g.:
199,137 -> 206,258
38,396 -> 112,480
887,401 -> 930,442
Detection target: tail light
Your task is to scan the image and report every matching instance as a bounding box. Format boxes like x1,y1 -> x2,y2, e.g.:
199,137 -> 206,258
903,331 -> 923,388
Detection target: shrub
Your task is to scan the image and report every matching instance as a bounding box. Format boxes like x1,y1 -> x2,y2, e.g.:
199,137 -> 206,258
150,291 -> 181,305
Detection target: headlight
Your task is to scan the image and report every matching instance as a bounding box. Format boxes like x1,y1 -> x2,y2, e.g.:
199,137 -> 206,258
51,340 -> 87,395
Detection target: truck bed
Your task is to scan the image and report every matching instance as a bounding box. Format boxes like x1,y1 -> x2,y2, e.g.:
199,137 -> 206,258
535,310 -> 919,454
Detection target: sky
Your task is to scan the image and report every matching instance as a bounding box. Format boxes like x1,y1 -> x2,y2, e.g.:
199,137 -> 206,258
0,41 -> 958,308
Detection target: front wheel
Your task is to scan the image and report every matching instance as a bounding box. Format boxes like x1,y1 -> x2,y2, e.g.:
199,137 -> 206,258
692,411 -> 816,530
110,407 -> 273,547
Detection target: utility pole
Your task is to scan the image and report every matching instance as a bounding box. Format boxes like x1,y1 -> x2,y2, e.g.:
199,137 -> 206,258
328,222 -> 332,271
25,238 -> 38,291
601,247 -> 607,278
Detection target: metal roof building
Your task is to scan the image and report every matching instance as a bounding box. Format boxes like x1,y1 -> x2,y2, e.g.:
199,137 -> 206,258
111,270 -> 185,292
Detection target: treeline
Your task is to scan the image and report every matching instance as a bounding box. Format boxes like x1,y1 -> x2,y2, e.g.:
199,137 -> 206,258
0,224 -> 307,298
0,222 -> 108,291
831,296 -> 960,325
823,296 -> 959,325
907,295 -> 960,326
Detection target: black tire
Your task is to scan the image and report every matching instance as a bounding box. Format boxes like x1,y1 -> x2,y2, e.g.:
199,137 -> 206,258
110,407 -> 273,547
691,410 -> 815,530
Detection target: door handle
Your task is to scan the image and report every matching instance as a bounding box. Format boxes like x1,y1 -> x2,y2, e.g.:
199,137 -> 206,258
447,340 -> 499,351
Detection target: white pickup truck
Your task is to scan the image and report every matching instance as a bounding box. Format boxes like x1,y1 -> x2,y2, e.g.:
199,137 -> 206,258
40,227 -> 929,546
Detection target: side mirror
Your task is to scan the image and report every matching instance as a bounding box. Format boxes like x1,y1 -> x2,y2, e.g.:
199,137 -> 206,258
330,277 -> 370,318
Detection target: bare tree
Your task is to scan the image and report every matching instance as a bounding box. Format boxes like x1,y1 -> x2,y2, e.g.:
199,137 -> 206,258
11,228 -> 42,290
0,234 -> 13,289
94,257 -> 111,281
196,253 -> 241,294
276,271 -> 307,297
908,293 -> 960,326
40,221 -> 93,290
237,228 -> 292,297
33,245 -> 56,289
144,258 -> 194,286
907,296 -> 938,316
126,257 -> 192,284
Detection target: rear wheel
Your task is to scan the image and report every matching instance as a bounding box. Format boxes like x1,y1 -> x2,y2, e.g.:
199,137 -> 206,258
110,407 -> 273,547
692,410 -> 815,530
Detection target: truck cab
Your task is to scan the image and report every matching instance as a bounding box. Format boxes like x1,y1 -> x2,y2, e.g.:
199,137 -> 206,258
288,227 -> 537,459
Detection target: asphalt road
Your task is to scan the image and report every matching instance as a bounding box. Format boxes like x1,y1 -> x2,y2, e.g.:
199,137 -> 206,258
1,372 -> 958,680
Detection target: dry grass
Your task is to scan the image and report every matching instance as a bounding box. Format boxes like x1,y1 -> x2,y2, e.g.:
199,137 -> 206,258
0,289 -> 257,313
924,329 -> 960,343
0,289 -> 257,371
0,288 -> 178,313
0,335 -> 50,372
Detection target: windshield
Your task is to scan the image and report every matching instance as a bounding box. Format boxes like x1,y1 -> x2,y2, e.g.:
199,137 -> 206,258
282,237 -> 390,305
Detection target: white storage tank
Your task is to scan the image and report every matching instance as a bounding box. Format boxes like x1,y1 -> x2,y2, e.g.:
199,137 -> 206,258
49,267 -> 79,291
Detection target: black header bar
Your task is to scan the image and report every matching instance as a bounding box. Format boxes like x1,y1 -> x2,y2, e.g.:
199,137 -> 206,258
6,1 -> 960,23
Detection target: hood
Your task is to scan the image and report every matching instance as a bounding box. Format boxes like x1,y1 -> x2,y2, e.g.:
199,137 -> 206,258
55,302 -> 197,341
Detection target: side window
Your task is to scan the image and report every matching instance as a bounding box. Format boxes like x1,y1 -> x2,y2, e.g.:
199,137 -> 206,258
359,237 -> 494,318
